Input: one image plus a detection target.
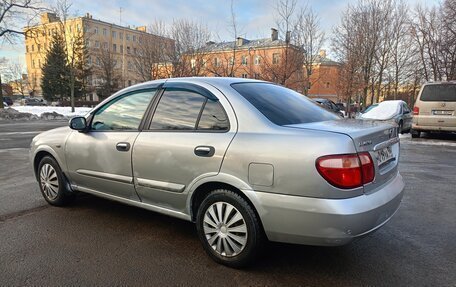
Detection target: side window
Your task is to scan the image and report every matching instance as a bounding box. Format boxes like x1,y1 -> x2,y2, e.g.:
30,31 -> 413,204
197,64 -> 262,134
197,99 -> 229,130
403,103 -> 411,114
91,90 -> 155,131
150,89 -> 206,130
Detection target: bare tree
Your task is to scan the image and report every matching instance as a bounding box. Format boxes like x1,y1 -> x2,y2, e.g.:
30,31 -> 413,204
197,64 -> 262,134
0,0 -> 45,43
168,19 -> 211,77
96,46 -> 121,99
4,59 -> 28,95
133,20 -> 172,81
294,5 -> 325,95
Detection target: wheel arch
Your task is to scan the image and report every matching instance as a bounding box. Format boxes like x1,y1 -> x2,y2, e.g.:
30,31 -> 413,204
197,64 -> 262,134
32,146 -> 64,181
188,178 -> 266,237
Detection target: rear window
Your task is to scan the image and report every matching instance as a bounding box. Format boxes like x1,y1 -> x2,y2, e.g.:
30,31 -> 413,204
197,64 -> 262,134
420,84 -> 456,102
231,83 -> 339,126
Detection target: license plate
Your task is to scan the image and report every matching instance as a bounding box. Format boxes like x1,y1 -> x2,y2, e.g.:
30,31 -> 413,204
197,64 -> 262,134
432,110 -> 453,115
375,146 -> 394,166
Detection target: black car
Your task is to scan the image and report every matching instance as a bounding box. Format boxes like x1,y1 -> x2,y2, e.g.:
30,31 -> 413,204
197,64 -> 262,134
3,96 -> 13,106
313,98 -> 344,117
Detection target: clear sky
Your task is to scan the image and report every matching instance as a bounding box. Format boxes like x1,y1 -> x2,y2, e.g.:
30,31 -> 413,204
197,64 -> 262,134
0,0 -> 439,73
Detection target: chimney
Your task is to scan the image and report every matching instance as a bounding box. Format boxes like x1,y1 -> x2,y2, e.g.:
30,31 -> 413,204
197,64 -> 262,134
319,49 -> 327,58
285,31 -> 291,43
271,28 -> 278,41
236,37 -> 244,47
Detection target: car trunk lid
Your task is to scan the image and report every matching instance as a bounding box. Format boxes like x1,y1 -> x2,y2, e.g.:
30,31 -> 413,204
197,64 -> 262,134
285,119 -> 400,194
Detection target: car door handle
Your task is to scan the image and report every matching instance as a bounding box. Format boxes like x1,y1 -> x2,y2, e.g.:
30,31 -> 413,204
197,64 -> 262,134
116,142 -> 131,152
194,146 -> 215,157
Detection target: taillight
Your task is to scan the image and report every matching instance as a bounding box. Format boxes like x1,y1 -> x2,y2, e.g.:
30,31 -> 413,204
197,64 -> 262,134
316,152 -> 375,189
413,106 -> 419,115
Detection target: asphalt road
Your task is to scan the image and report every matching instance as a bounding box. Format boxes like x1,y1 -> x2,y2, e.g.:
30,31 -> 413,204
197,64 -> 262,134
0,120 -> 455,286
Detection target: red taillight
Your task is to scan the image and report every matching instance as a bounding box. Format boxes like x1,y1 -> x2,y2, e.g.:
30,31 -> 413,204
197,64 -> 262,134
316,152 -> 375,189
413,106 -> 419,115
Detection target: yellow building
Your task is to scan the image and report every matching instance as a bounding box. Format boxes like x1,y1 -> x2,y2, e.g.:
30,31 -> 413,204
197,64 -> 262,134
24,12 -> 173,100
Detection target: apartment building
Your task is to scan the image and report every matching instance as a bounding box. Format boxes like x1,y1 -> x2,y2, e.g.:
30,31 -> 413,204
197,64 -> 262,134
24,12 -> 173,100
191,29 -> 305,91
307,50 -> 341,102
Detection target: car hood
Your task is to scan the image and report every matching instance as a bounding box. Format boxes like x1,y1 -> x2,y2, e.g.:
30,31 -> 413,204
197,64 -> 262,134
32,126 -> 72,146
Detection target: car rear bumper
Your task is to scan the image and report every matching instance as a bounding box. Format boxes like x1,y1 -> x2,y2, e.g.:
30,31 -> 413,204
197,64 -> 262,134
412,123 -> 456,132
245,172 -> 404,246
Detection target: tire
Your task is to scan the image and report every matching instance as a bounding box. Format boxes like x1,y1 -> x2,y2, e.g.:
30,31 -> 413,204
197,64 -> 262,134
37,156 -> 75,206
196,189 -> 263,268
411,129 -> 421,138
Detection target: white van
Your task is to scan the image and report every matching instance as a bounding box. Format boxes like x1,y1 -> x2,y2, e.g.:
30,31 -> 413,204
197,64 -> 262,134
411,82 -> 456,138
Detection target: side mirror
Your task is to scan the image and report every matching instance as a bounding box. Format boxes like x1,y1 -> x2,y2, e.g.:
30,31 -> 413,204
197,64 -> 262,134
69,116 -> 87,131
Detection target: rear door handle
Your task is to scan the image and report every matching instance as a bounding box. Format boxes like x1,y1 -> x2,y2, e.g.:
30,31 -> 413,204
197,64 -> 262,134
194,146 -> 215,157
116,142 -> 131,152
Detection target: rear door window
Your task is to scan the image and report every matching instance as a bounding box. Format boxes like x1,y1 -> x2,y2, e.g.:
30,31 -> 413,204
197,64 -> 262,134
231,83 -> 339,126
420,84 -> 456,102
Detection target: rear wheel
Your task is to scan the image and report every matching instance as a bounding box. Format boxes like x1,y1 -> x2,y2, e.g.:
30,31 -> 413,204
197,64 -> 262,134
411,129 -> 421,138
38,156 -> 75,206
196,189 -> 263,268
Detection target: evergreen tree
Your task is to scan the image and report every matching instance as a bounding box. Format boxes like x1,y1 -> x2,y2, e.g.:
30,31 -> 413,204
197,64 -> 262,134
41,34 -> 70,102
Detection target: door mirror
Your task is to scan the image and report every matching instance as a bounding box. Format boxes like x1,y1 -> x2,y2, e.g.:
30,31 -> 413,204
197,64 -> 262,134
69,116 -> 87,131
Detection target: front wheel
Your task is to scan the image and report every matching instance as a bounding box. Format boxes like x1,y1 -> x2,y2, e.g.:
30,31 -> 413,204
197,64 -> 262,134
38,156 -> 75,206
196,189 -> 263,268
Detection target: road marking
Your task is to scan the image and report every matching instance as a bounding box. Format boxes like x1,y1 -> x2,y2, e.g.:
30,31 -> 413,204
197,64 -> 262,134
0,131 -> 44,135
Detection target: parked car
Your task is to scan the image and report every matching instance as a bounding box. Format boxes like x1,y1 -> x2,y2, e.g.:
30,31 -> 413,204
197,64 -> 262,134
313,98 -> 344,117
3,96 -> 13,106
30,78 -> 404,267
357,100 -> 412,133
24,97 -> 47,106
411,82 -> 456,138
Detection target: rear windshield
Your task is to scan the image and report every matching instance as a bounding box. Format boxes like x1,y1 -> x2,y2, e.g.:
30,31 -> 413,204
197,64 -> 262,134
231,83 -> 339,126
420,84 -> 456,102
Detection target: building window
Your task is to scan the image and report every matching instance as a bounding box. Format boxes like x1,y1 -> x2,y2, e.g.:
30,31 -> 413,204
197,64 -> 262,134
103,28 -> 107,36
95,41 -> 100,48
113,44 -> 117,52
119,32 -> 123,39
77,24 -> 81,31
32,45 -> 34,52
126,34 -> 130,41
254,56 -> 260,65
127,61 -> 133,70
241,55 -> 247,66
241,73 -> 248,78
112,31 -> 116,38
326,82 -> 330,88
214,57 -> 220,67
94,27 -> 98,34
96,57 -> 100,66
86,40 -> 90,47
133,47 -> 137,55
191,59 -> 196,69
88,56 -> 92,64
38,59 -> 41,68
128,80 -> 132,86
132,35 -> 136,42
229,57 -> 234,65
120,45 -> 124,53
103,42 -> 108,50
272,53 -> 280,64
26,45 -> 29,53
32,60 -> 35,68
127,46 -> 131,54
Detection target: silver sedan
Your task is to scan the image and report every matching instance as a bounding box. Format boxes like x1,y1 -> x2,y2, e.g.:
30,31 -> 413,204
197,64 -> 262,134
30,78 -> 404,267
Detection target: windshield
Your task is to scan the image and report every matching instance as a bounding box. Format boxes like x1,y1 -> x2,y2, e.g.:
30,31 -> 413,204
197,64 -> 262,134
420,84 -> 456,102
361,101 -> 401,120
231,83 -> 340,126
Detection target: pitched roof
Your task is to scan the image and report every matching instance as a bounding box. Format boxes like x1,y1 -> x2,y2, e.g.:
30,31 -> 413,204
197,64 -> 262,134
200,38 -> 291,53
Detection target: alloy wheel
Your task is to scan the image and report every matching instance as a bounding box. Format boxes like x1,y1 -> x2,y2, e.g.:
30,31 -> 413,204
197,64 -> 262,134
40,163 -> 59,200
